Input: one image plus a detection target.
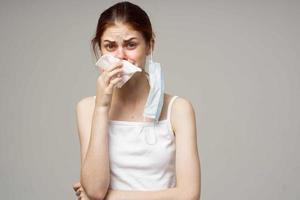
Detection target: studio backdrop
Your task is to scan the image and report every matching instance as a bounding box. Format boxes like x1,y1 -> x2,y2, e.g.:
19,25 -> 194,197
0,0 -> 299,199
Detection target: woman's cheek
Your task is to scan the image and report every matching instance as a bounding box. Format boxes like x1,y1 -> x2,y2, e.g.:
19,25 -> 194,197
125,54 -> 139,65
126,49 -> 147,66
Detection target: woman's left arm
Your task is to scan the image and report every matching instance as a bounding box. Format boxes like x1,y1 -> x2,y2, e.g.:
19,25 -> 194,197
104,97 -> 201,200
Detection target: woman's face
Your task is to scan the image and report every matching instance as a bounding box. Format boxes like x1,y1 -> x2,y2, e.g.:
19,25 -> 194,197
100,22 -> 151,69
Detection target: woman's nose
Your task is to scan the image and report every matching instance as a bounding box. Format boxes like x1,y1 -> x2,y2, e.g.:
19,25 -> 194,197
114,47 -> 127,60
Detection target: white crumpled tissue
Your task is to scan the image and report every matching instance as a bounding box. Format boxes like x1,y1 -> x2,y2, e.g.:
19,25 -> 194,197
95,54 -> 142,88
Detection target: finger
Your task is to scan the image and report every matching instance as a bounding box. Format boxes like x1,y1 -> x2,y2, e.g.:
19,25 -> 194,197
107,77 -> 123,91
104,67 -> 123,86
104,73 -> 111,86
72,182 -> 81,191
107,68 -> 123,80
76,188 -> 82,196
72,181 -> 80,188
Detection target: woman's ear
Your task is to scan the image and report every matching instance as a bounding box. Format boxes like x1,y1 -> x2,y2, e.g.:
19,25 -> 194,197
147,39 -> 155,56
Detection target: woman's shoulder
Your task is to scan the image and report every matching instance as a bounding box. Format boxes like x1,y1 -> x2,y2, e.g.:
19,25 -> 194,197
164,93 -> 192,108
164,93 -> 195,135
172,95 -> 194,113
76,94 -> 194,114
164,93 -> 195,117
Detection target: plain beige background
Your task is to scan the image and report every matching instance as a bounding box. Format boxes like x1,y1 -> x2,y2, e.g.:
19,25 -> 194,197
1,0 -> 299,199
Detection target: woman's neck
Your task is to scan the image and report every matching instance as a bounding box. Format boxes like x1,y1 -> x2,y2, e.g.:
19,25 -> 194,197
112,71 -> 150,106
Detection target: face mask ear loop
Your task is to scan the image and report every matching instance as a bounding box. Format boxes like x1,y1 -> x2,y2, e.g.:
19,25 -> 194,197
144,44 -> 151,124
150,42 -> 153,63
144,43 -> 152,89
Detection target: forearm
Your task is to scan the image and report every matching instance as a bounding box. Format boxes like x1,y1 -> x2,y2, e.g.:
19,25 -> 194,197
81,106 -> 110,199
104,187 -> 195,200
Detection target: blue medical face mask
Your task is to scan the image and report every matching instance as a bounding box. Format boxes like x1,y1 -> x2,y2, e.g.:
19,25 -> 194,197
143,50 -> 165,123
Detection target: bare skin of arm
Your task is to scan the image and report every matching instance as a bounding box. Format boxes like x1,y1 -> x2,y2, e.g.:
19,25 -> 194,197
76,61 -> 124,200
76,100 -> 110,200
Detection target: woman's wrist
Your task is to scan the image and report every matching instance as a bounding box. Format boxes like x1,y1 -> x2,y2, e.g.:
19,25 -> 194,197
94,105 -> 110,113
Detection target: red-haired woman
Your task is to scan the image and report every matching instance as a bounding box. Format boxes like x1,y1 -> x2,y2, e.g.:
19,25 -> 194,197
72,1 -> 201,200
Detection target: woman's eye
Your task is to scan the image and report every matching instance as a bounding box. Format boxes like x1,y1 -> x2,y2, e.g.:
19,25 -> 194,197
127,42 -> 137,49
105,44 -> 116,50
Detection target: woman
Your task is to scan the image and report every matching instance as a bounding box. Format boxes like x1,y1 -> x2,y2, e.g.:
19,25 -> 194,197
72,1 -> 201,200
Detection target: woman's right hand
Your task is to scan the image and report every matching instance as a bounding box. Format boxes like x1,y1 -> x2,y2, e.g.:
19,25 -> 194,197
95,60 -> 124,108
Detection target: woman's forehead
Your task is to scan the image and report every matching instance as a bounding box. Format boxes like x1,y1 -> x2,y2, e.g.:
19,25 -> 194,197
102,24 -> 142,42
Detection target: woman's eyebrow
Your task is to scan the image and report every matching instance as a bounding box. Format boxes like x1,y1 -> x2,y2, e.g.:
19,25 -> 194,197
123,37 -> 137,42
103,37 -> 137,43
103,40 -> 116,43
